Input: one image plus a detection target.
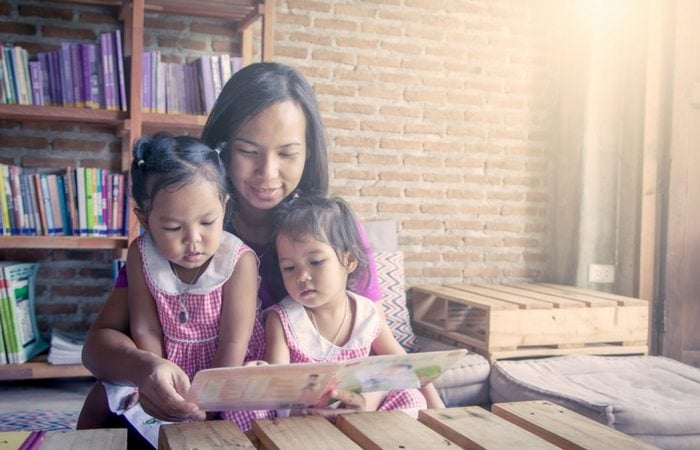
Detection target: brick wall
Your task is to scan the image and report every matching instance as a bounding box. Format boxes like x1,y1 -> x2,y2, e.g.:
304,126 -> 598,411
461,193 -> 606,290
0,0 -> 558,333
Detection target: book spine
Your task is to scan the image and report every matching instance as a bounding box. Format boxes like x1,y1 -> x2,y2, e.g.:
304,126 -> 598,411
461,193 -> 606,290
96,168 -> 105,236
8,166 -> 25,235
142,51 -> 151,112
0,272 -> 19,363
47,174 -> 64,235
64,168 -> 79,235
231,56 -> 242,75
0,164 -> 10,235
27,173 -> 42,235
48,50 -> 61,106
80,44 -> 93,109
0,45 -> 12,104
39,175 -> 55,235
59,43 -> 74,107
1,164 -> 16,235
70,43 -> 84,108
37,53 -> 52,106
4,45 -> 17,104
56,174 -> 70,235
100,33 -> 115,111
113,29 -> 128,112
196,56 -> 215,113
85,167 -> 94,235
116,172 -> 125,236
19,174 -> 36,235
32,174 -> 48,235
76,167 -> 87,236
28,61 -> 43,106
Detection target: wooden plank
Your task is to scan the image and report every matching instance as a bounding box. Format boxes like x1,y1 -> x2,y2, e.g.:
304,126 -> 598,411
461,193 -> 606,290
492,401 -> 658,450
498,283 -> 616,308
448,284 -> 555,309
487,344 -> 648,361
252,416 -> 361,450
473,283 -> 586,308
487,305 -> 648,348
537,283 -> 649,306
0,235 -> 128,250
413,285 -> 518,310
419,407 -> 559,449
335,411 -> 454,449
507,283 -> 618,308
41,429 -> 127,450
158,420 -> 254,449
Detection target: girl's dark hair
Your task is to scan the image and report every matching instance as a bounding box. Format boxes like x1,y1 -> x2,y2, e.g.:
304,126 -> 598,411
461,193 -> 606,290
201,62 -> 329,204
273,195 -> 369,292
130,132 -> 228,216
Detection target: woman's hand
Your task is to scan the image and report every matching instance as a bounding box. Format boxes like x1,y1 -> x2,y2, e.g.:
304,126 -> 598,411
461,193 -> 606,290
136,358 -> 206,422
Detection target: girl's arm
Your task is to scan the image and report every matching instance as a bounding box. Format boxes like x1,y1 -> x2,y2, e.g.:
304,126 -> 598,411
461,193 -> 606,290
81,285 -> 205,421
126,243 -> 164,357
213,250 -> 258,368
263,310 -> 291,364
370,305 -> 445,409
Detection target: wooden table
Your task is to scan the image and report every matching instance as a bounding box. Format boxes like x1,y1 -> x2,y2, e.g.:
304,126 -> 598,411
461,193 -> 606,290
158,401 -> 659,449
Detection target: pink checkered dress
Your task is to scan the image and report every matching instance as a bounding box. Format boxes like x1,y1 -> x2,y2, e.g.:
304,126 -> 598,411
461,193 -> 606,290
139,231 -> 265,377
269,292 -> 427,412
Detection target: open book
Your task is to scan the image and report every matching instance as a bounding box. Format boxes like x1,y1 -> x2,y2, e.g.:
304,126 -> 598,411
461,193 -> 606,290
186,349 -> 467,411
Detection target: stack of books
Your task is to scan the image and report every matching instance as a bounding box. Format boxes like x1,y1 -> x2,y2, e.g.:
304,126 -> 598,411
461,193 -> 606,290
0,261 -> 48,364
47,328 -> 85,365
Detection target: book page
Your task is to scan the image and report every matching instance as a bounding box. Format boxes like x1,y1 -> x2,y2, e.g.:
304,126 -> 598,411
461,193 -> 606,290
335,349 -> 467,393
187,362 -> 339,411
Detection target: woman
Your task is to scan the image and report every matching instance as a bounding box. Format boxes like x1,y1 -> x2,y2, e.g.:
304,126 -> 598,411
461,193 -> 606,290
79,63 -> 397,429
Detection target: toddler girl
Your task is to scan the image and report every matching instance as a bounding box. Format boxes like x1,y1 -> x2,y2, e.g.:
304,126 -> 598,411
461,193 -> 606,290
124,132 -> 268,436
265,195 -> 442,415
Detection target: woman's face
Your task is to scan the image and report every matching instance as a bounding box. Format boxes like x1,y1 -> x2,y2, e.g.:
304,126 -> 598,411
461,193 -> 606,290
228,100 -> 307,212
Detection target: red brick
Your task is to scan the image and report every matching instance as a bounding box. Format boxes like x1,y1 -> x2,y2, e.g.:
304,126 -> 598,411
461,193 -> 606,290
0,22 -> 35,35
42,25 -> 96,40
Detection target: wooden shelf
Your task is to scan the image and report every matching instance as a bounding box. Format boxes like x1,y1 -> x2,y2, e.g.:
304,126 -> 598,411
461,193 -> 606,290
0,104 -> 125,126
0,235 -> 128,250
0,356 -> 92,380
52,0 -> 261,21
142,112 -> 207,135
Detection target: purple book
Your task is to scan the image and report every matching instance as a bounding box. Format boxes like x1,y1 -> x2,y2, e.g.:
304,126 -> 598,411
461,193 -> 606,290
196,56 -> 215,113
142,51 -> 151,112
28,61 -> 43,106
113,29 -> 127,112
100,32 -> 115,110
69,43 -> 84,108
81,43 -> 100,109
58,43 -> 74,106
48,50 -> 61,106
37,52 -> 51,105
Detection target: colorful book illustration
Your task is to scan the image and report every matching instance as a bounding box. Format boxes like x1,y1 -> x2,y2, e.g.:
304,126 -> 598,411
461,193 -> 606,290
187,349 -> 467,411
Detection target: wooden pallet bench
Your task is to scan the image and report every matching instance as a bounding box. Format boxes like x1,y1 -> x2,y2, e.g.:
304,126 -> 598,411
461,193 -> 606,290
410,283 -> 649,361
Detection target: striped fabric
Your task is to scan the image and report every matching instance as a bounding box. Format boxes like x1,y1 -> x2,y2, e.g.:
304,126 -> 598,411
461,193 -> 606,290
374,251 -> 418,352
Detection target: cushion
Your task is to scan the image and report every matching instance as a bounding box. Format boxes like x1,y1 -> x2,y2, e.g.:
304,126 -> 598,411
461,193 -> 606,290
414,335 -> 491,406
374,250 -> 418,352
490,355 -> 700,449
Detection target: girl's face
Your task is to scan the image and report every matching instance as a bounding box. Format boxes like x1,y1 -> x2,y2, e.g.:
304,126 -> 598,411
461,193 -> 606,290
139,174 -> 228,272
229,100 -> 307,213
276,233 -> 357,311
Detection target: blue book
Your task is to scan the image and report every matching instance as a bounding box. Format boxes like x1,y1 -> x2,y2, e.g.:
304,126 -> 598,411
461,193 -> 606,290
56,175 -> 70,235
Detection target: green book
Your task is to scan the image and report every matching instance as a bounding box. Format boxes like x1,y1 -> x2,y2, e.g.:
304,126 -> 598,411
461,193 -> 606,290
0,262 -> 48,364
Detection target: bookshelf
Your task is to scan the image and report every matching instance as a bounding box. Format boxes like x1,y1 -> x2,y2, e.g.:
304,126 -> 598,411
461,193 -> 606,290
0,0 -> 275,380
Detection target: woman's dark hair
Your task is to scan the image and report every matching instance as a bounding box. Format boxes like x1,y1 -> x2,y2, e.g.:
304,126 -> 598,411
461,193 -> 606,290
273,195 -> 369,292
130,132 -> 228,216
201,62 -> 329,203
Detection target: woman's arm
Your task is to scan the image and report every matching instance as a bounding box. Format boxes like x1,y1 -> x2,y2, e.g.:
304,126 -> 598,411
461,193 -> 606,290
213,250 -> 258,368
82,283 -> 205,421
126,243 -> 164,356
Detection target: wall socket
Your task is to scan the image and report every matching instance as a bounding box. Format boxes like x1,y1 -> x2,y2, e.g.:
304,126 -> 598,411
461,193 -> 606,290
588,264 -> 615,283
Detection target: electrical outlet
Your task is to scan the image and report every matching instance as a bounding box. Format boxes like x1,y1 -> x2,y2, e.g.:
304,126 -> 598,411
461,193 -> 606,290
588,264 -> 615,283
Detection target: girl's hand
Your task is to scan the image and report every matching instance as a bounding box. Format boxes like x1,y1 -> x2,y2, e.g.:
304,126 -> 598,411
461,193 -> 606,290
137,358 -> 206,422
294,389 -> 384,422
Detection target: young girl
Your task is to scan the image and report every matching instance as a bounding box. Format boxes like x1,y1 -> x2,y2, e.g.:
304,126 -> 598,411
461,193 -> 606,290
264,195 -> 443,415
123,132 -> 268,435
